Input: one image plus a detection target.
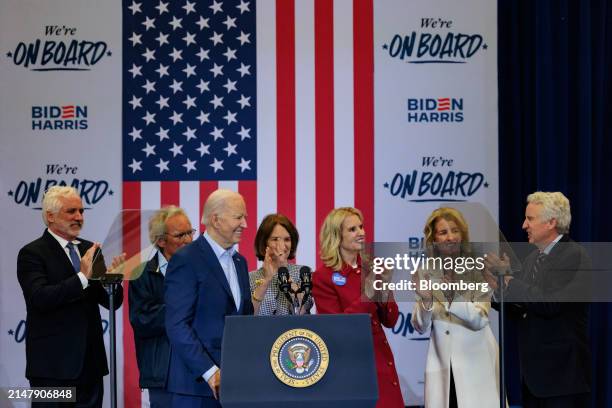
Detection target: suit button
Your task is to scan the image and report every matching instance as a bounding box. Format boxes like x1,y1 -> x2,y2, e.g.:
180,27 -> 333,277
445,330 -> 450,335
393,381 -> 398,386
387,361 -> 393,366
383,339 -> 388,345
522,313 -> 527,319
356,269 -> 361,274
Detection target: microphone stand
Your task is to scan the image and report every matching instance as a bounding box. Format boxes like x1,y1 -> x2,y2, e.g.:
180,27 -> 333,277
285,292 -> 296,315
279,286 -> 295,315
497,271 -> 508,408
300,291 -> 311,313
292,290 -> 301,315
100,273 -> 123,408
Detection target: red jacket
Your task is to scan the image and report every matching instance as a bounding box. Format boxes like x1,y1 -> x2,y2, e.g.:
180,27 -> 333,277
313,261 -> 405,408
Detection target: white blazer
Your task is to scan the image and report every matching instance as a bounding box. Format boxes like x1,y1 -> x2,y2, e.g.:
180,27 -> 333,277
411,278 -> 504,408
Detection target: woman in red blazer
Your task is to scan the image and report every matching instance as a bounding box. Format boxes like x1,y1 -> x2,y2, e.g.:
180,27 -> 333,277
312,207 -> 405,408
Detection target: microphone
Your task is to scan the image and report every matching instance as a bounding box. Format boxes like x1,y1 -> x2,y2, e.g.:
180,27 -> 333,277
278,266 -> 291,294
299,266 -> 312,313
299,266 -> 312,297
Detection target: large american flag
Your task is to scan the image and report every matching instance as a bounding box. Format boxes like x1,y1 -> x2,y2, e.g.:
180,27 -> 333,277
122,0 -> 374,405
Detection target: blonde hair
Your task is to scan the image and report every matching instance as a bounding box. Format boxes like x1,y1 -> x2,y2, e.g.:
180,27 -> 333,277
320,207 -> 363,271
423,207 -> 471,256
527,191 -> 571,234
423,207 -> 486,292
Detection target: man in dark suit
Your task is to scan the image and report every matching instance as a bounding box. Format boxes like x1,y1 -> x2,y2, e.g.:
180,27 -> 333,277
17,186 -> 123,408
164,189 -> 254,408
487,191 -> 591,407
129,206 -> 194,408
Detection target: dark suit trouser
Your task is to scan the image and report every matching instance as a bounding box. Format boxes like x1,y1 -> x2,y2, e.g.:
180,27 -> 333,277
522,382 -> 591,408
29,377 -> 103,408
148,387 -> 173,408
171,393 -> 221,408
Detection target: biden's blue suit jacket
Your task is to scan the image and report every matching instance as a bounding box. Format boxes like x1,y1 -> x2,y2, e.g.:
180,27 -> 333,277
164,235 -> 253,397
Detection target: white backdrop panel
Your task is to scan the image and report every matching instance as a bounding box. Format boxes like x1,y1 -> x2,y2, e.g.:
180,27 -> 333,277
374,0 -> 498,404
0,1 -> 122,406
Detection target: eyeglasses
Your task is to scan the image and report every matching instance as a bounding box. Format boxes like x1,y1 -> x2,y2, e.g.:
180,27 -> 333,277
165,229 -> 196,240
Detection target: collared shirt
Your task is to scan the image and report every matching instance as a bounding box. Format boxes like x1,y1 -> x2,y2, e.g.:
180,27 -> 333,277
157,250 -> 168,276
201,231 -> 242,384
542,234 -> 563,255
47,228 -> 88,289
203,231 -> 241,309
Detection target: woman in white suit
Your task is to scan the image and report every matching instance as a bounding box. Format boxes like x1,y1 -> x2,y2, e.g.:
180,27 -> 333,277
411,207 -> 503,408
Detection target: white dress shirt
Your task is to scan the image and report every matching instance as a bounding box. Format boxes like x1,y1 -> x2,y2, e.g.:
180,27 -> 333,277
47,228 -> 89,289
157,250 -> 168,276
203,231 -> 241,308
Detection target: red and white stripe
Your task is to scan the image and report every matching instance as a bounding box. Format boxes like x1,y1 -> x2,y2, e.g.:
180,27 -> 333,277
61,105 -> 75,118
437,97 -> 451,111
257,0 -> 374,270
122,0 -> 373,405
121,180 -> 258,408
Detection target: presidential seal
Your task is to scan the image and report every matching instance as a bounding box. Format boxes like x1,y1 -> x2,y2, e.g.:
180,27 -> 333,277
270,328 -> 329,387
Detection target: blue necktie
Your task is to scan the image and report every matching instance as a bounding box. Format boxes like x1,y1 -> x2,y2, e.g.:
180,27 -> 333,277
67,243 -> 81,273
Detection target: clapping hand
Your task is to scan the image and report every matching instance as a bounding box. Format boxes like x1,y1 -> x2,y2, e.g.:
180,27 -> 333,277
80,243 -> 100,279
483,253 -> 510,290
262,246 -> 278,282
107,252 -> 126,274
412,270 -> 433,303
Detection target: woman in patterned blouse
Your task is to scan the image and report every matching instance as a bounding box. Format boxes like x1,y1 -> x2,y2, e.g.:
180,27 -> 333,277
249,213 -> 313,315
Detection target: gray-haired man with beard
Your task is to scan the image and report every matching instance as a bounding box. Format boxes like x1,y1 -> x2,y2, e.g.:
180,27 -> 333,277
17,186 -> 123,407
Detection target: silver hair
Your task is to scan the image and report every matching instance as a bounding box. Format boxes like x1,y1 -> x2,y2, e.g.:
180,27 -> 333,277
201,189 -> 243,226
41,186 -> 80,226
527,191 -> 571,234
148,206 -> 189,245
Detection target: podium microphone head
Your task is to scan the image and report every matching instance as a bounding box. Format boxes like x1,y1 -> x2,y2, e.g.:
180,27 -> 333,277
299,266 -> 312,294
278,266 -> 290,293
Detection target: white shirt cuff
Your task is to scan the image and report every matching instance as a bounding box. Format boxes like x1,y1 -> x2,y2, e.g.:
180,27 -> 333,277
202,365 -> 219,383
77,272 -> 89,289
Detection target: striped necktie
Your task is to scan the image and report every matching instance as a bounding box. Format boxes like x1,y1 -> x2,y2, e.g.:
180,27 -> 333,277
530,252 -> 546,284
